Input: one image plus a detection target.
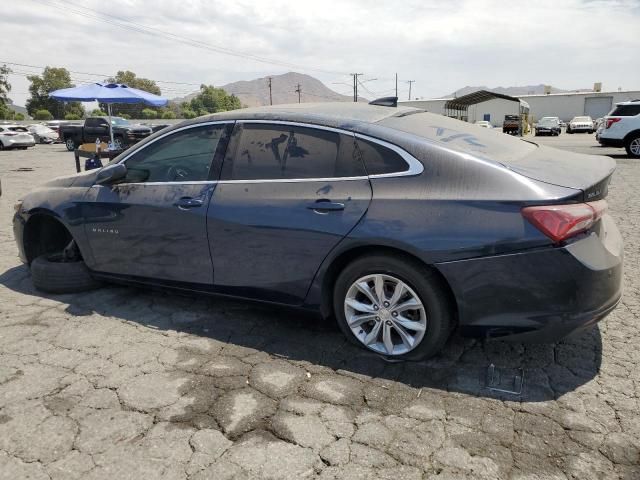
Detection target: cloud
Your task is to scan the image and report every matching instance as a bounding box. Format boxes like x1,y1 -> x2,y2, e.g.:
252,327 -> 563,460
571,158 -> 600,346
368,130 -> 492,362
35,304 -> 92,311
1,0 -> 638,106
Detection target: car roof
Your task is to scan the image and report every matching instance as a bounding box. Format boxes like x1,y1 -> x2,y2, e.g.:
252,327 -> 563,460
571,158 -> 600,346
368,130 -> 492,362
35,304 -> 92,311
199,102 -> 423,128
615,100 -> 640,105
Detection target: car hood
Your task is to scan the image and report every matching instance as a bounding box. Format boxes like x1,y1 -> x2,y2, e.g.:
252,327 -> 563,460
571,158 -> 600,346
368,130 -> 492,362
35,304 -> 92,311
42,169 -> 100,188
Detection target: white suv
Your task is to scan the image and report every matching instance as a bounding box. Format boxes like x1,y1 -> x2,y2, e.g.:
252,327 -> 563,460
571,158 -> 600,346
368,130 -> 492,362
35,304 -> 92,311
566,116 -> 594,134
599,100 -> 640,158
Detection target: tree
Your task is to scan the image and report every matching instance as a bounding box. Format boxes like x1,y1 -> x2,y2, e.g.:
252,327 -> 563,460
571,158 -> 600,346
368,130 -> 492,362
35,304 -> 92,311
0,64 -> 12,120
26,67 -> 85,119
100,71 -> 162,118
34,109 -> 54,120
91,108 -> 107,116
187,85 -> 241,115
141,108 -> 157,119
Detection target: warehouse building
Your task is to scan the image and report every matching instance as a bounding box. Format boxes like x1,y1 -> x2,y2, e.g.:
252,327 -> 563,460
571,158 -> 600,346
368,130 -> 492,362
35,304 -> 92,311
400,89 -> 640,126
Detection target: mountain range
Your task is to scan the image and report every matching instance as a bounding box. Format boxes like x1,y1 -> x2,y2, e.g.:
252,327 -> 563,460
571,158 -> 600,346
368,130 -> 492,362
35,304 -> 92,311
172,72 -> 364,107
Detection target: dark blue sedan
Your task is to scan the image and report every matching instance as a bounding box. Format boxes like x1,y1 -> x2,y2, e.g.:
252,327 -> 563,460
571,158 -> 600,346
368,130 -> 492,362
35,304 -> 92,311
13,102 -> 623,359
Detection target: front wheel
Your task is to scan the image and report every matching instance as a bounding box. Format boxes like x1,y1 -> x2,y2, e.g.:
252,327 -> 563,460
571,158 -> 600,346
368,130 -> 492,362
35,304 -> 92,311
333,255 -> 453,360
31,253 -> 101,294
625,134 -> 640,159
65,138 -> 77,151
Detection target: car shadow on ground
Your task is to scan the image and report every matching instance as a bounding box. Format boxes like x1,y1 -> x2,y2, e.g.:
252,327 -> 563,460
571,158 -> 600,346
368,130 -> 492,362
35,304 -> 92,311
0,264 -> 603,403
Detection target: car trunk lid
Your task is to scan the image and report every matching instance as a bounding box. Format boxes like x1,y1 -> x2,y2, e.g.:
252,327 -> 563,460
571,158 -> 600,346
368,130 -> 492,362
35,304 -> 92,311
501,144 -> 615,201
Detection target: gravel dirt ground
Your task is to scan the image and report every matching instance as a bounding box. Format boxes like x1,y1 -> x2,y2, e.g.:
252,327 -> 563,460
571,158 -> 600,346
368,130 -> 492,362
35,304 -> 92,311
0,133 -> 638,479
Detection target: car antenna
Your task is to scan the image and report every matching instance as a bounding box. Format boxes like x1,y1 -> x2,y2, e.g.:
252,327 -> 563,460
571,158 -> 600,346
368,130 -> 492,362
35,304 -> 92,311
369,96 -> 398,107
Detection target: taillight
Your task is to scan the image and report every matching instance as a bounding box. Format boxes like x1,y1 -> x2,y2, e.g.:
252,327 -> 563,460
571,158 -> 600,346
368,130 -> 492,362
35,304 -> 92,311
3,132 -> 17,136
522,200 -> 607,243
606,118 -> 621,129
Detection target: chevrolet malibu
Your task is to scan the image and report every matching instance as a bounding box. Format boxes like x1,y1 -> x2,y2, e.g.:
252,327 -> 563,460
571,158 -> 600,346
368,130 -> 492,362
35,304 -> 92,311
13,102 -> 623,360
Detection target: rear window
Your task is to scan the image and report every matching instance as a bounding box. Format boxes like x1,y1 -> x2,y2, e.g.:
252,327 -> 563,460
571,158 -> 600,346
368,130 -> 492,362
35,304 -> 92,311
609,104 -> 640,116
378,112 -> 537,163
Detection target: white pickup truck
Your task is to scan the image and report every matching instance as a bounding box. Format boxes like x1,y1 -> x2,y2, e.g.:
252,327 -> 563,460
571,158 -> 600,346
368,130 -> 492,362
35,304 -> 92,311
598,100 -> 640,158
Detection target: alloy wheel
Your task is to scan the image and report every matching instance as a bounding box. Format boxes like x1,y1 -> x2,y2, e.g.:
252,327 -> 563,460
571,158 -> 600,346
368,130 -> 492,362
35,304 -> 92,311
344,274 -> 427,356
630,138 -> 640,156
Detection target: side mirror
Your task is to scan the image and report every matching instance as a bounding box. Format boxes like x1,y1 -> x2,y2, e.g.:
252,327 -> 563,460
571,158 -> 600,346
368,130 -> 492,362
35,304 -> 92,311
95,163 -> 127,185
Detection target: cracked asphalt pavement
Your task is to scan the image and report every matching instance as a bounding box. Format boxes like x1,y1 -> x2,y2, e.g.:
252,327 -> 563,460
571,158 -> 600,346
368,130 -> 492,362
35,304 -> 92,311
0,138 -> 638,479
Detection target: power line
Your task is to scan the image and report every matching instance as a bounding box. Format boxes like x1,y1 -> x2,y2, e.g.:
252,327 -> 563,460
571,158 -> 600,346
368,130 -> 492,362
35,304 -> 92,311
29,0 -> 351,77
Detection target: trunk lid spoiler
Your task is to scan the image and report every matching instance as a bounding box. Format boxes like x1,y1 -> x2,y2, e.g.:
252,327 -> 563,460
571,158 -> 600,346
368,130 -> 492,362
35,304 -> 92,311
501,145 -> 616,201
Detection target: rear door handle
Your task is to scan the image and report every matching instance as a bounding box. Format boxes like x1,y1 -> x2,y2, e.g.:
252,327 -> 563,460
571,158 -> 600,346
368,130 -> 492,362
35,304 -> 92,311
307,200 -> 345,212
174,197 -> 205,209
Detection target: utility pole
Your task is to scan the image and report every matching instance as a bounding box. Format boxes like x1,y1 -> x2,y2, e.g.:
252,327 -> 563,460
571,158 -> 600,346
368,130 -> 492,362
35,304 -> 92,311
295,83 -> 301,103
350,73 -> 363,102
395,73 -> 398,98
406,80 -> 415,100
267,77 -> 273,105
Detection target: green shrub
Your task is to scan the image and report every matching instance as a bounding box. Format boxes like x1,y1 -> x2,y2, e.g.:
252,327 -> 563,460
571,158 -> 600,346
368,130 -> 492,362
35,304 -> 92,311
161,110 -> 176,119
64,113 -> 81,120
141,108 -> 157,119
34,109 -> 53,120
91,109 -> 107,116
182,109 -> 197,119
14,113 -> 25,121
120,113 -> 131,119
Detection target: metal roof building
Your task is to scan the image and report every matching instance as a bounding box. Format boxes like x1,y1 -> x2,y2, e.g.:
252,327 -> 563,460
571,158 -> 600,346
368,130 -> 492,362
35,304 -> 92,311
400,89 -> 640,125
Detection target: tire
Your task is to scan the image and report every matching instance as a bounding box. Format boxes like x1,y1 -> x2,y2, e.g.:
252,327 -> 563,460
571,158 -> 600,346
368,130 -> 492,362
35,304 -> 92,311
333,254 -> 453,360
65,138 -> 76,151
113,136 -> 126,150
31,253 -> 101,294
0,141 -> 4,150
625,134 -> 640,159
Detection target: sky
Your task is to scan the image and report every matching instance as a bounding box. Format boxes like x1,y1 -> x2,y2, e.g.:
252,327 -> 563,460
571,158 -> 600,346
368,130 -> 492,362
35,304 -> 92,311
2,0 -> 639,107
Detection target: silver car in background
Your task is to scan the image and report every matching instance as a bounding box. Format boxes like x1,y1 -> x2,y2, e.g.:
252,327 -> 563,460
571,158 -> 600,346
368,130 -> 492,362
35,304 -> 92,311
0,125 -> 36,150
27,124 -> 59,144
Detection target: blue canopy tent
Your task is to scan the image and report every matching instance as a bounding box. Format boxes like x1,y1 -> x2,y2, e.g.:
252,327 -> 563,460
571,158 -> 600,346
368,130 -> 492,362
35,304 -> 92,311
49,83 -> 168,145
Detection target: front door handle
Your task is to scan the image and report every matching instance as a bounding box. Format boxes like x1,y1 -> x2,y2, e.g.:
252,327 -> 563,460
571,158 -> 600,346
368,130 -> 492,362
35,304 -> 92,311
307,199 -> 345,212
174,196 -> 205,209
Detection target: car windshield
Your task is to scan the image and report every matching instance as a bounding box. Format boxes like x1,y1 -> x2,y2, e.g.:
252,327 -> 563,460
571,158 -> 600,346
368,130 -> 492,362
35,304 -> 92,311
573,117 -> 590,122
8,127 -> 28,132
110,117 -> 130,126
539,119 -> 556,126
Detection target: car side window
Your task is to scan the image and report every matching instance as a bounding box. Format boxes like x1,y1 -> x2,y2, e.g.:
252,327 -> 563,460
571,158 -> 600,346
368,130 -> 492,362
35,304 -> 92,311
223,123 -> 365,180
122,124 -> 226,183
355,137 -> 409,175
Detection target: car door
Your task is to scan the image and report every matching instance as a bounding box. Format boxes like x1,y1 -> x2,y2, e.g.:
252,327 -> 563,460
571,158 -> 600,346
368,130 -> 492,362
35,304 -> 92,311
207,121 -> 372,304
84,118 -> 110,143
81,122 -> 233,285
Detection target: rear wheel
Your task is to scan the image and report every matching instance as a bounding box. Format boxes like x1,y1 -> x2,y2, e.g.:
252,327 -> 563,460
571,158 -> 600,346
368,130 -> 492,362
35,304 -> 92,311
625,134 -> 640,159
333,255 -> 453,360
31,253 -> 101,294
65,138 -> 76,151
